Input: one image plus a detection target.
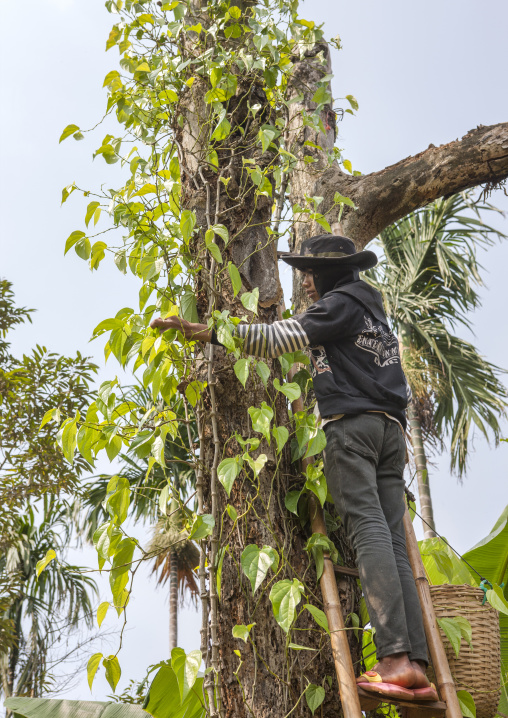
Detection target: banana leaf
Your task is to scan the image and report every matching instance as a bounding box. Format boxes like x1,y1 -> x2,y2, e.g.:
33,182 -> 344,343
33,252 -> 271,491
419,537 -> 479,586
5,662 -> 206,718
461,504 -> 508,716
143,665 -> 205,718
4,698 -> 149,718
462,504 -> 508,594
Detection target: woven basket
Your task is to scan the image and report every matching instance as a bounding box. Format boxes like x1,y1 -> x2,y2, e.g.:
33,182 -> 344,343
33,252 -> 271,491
429,584 -> 501,718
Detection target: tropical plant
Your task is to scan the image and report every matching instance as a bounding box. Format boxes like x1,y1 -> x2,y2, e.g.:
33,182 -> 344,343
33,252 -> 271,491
0,498 -> 98,705
80,389 -> 196,537
146,512 -> 199,653
367,193 -> 507,536
0,573 -> 23,660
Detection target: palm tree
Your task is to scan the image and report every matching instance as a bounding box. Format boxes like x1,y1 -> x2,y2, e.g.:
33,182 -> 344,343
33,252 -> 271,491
367,192 -> 508,537
0,497 -> 97,706
146,509 -> 199,652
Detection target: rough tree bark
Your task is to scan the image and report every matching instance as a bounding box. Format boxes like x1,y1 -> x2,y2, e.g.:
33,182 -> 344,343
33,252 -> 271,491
177,9 -> 507,718
320,121 -> 508,247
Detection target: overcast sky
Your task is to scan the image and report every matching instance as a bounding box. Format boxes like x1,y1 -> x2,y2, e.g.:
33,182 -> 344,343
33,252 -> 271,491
1,0 -> 507,703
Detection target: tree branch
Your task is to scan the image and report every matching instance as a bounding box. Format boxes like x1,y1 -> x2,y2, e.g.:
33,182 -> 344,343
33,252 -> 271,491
318,121 -> 508,247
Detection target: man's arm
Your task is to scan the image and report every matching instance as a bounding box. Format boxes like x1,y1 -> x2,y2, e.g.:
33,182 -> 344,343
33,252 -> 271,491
150,315 -> 310,358
150,316 -> 212,343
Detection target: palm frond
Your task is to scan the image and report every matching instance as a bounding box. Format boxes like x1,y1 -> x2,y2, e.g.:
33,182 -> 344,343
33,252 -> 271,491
0,498 -> 98,699
146,518 -> 199,605
367,191 -> 507,475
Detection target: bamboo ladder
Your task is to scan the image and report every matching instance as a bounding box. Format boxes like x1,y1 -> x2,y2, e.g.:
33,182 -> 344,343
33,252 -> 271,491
286,373 -> 463,718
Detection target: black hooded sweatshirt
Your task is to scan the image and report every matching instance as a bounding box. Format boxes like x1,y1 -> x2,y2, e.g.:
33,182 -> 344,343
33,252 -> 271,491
211,278 -> 409,429
294,279 -> 409,428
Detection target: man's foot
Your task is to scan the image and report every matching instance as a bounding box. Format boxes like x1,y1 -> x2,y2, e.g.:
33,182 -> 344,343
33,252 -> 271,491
409,660 -> 439,700
356,653 -> 416,688
410,660 -> 431,689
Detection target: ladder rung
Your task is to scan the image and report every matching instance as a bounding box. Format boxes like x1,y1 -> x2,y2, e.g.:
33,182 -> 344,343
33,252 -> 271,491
357,687 -> 447,716
334,565 -> 360,578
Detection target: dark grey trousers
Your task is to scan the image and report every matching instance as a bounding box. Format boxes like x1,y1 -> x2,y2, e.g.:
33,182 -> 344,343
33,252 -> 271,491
323,413 -> 428,663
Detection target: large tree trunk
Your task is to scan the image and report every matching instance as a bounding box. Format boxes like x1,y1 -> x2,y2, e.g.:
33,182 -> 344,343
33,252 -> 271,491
181,116 -> 350,718
177,10 -> 360,718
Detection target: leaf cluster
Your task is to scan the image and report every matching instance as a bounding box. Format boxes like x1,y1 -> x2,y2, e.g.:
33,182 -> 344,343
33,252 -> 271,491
0,282 -> 98,523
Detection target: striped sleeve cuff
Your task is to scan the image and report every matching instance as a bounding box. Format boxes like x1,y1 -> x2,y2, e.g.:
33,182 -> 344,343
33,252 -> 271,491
235,318 -> 309,358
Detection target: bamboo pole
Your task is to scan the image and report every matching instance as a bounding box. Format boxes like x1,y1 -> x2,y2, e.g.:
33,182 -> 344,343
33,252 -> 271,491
403,508 -> 462,718
307,490 -> 363,718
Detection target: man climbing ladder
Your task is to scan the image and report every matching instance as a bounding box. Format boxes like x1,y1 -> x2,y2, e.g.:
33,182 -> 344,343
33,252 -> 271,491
151,234 -> 438,704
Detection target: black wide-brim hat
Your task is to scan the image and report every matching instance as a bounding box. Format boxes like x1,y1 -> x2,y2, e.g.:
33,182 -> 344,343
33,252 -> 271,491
280,234 -> 377,272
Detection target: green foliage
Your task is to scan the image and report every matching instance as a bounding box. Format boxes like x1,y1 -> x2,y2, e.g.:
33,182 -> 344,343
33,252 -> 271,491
170,648 -> 202,702
304,603 -> 330,634
217,456 -> 242,496
0,572 -> 22,658
0,279 -> 32,345
437,617 -> 472,658
232,623 -> 255,643
269,578 -> 305,633
305,683 -> 325,714
188,514 -> 215,540
248,402 -> 274,442
457,690 -> 476,718
0,281 -> 97,526
305,533 -> 339,580
233,357 -> 250,388
35,548 -> 56,577
462,505 -> 508,715
304,461 -> 328,507
241,544 -> 278,593
80,387 -> 197,535
87,653 -> 103,691
0,285 -> 97,698
419,537 -> 478,586
143,662 -> 205,718
462,504 -> 508,589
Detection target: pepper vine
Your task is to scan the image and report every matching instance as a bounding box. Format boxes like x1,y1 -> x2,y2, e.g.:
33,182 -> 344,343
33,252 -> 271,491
50,1 -> 363,714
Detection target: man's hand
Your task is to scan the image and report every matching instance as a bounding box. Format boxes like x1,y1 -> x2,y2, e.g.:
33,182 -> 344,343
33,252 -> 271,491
150,316 -> 211,343
150,316 -> 188,333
